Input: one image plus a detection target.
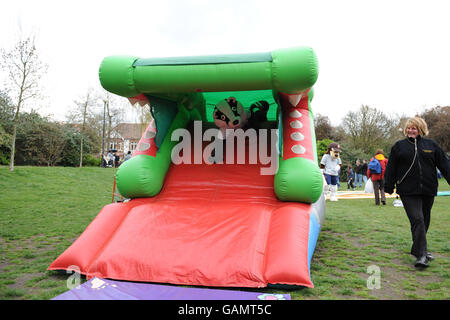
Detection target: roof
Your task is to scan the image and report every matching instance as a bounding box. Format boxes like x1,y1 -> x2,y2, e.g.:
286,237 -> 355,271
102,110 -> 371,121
111,123 -> 147,140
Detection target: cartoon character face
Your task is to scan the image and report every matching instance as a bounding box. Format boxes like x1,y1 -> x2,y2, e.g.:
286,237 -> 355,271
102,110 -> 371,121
213,97 -> 248,130
330,148 -> 340,159
327,143 -> 341,159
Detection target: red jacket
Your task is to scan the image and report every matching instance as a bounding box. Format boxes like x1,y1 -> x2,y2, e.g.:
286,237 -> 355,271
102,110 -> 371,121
367,154 -> 388,181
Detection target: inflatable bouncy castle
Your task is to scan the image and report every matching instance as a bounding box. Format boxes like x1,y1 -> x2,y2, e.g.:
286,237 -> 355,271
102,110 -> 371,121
49,47 -> 325,288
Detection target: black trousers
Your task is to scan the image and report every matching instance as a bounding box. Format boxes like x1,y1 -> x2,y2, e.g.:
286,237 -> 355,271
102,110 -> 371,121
400,195 -> 435,258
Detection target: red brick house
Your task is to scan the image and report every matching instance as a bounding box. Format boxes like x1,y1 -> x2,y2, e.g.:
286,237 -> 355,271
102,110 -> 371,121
109,123 -> 147,156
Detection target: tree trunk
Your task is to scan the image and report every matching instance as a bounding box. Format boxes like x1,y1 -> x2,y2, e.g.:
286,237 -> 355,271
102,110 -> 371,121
9,65 -> 26,172
9,123 -> 17,172
79,99 -> 88,168
9,98 -> 22,172
79,136 -> 84,168
106,100 -> 112,153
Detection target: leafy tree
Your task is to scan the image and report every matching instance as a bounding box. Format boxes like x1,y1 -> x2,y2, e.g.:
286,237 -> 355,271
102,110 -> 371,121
5,110 -> 95,167
342,105 -> 398,156
14,111 -> 48,165
0,91 -> 13,164
0,90 -> 14,124
419,106 -> 450,152
34,122 -> 67,166
0,34 -> 48,171
83,112 -> 103,155
17,120 -> 66,166
330,124 -> 347,143
58,125 -> 92,167
0,124 -> 11,164
314,114 -> 334,141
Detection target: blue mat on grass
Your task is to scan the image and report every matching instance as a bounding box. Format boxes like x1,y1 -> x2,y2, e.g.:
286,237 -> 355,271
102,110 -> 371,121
53,278 -> 291,300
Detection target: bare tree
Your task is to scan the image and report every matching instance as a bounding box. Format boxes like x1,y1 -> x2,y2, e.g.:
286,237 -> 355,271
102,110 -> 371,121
130,101 -> 153,125
66,88 -> 125,164
68,89 -> 96,168
342,105 -> 398,155
79,93 -> 89,168
314,113 -> 334,141
420,106 -> 450,152
102,91 -> 125,153
0,34 -> 48,171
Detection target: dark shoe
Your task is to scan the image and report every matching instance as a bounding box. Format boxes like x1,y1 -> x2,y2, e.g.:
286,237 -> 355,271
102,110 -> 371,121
414,256 -> 429,268
426,252 -> 434,261
382,200 -> 386,205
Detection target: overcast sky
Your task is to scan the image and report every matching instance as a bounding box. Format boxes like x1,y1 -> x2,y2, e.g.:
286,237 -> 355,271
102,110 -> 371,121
1,0 -> 449,125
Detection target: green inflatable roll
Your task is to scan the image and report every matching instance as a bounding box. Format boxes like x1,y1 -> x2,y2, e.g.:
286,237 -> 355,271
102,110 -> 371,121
99,47 -> 318,96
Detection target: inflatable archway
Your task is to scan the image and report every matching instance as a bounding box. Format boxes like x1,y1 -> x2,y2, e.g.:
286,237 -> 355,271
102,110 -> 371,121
49,47 -> 325,288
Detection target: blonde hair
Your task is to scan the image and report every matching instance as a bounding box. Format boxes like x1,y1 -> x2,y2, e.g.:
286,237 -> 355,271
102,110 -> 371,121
403,117 -> 429,137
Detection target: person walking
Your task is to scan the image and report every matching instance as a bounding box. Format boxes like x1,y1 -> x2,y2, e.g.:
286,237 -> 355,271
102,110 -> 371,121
107,151 -> 114,167
114,152 -> 120,168
354,159 -> 363,188
367,149 -> 388,205
101,153 -> 108,168
124,151 -> 132,161
361,159 -> 368,186
385,117 -> 449,268
347,164 -> 355,190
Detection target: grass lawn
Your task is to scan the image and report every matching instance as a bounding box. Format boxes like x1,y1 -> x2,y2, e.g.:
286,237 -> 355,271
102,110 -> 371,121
0,166 -> 449,300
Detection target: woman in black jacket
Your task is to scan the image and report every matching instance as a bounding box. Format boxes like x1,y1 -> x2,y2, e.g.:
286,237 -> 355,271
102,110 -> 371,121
385,117 -> 449,268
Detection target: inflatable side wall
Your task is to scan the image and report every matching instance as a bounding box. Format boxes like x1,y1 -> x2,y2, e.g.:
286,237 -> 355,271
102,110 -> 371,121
274,89 -> 323,203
